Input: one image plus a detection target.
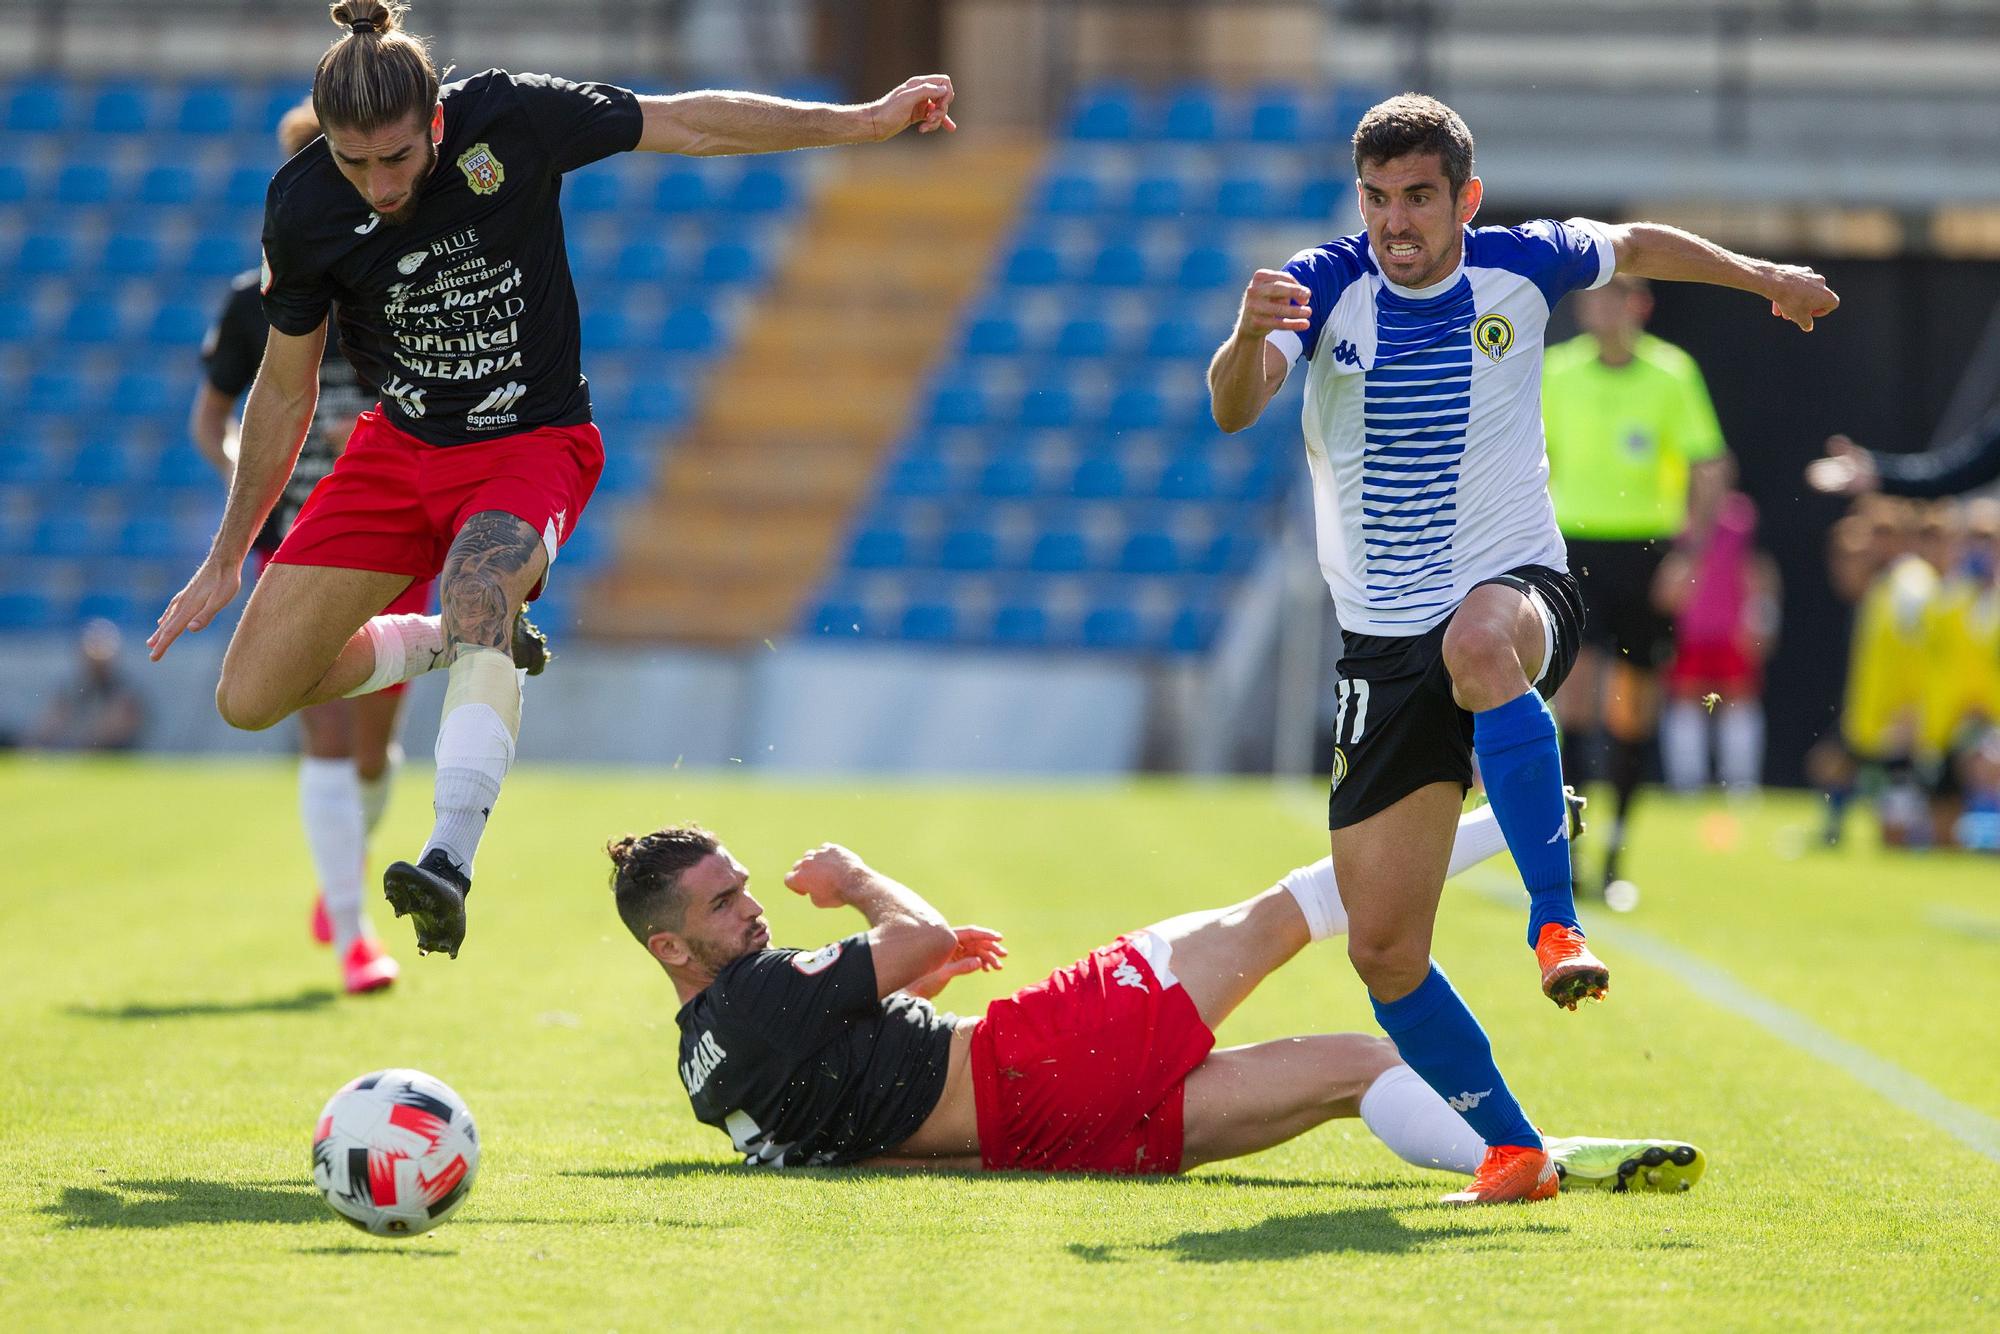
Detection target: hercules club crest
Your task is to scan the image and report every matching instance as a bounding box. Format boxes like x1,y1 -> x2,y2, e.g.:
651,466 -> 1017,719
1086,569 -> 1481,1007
456,142 -> 505,196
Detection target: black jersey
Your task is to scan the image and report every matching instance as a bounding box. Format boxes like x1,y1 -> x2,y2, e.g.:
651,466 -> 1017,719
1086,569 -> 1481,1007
675,934 -> 959,1167
258,70 -> 642,447
202,269 -> 377,553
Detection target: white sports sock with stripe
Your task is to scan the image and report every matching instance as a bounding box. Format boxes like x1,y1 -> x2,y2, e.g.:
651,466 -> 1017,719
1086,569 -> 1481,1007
299,756 -> 368,952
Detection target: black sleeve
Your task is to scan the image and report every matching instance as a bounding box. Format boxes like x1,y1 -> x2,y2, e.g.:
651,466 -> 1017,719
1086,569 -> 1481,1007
258,178 -> 334,336
1871,405 -> 2000,499
716,934 -> 882,1051
509,72 -> 643,173
201,277 -> 268,398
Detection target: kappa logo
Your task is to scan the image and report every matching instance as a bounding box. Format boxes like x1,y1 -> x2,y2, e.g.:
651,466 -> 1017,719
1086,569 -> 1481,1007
1329,338 -> 1363,368
1111,960 -> 1146,991
1546,818 -> 1570,845
397,250 -> 428,276
552,508 -> 568,542
1474,313 -> 1515,361
1447,1088 -> 1492,1113
456,142 -> 505,196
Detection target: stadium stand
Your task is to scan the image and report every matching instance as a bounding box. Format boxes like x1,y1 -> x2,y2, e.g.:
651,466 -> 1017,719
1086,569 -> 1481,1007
797,85 -> 1368,654
0,73 -> 813,637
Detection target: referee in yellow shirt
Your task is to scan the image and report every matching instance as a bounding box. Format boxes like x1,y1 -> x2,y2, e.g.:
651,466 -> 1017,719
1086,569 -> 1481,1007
1544,276 -> 1730,901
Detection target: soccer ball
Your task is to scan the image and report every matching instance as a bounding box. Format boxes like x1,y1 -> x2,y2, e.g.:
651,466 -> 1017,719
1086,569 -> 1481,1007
311,1068 -> 479,1237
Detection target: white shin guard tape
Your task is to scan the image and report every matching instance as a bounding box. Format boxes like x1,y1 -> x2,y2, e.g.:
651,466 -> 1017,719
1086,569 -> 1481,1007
440,646 -> 522,744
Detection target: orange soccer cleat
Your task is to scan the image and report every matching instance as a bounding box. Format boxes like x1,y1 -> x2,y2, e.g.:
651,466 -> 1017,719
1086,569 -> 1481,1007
1442,1143 -> 1560,1205
1536,922 -> 1609,1010
311,893 -> 334,946
342,937 -> 400,995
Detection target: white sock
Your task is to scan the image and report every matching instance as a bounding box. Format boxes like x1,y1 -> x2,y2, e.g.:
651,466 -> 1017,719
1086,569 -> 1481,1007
1718,703 -> 1764,791
343,615 -> 448,699
1359,1063 -> 1487,1175
359,744 -> 401,838
1661,699 -> 1709,791
422,648 -> 520,877
300,756 -> 368,952
1281,806 -> 1512,942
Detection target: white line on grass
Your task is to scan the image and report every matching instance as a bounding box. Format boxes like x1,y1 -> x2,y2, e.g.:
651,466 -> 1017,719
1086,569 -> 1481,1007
1457,869 -> 2000,1165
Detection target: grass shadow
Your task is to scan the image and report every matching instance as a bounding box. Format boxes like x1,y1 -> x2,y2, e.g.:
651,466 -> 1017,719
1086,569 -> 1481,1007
295,1244 -> 458,1257
43,1179 -> 326,1229
66,988 -> 338,1021
571,1161 -> 1425,1194
1070,1205 -> 1570,1264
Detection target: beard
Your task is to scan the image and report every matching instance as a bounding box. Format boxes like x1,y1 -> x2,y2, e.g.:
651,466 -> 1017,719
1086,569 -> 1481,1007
688,922 -> 767,974
377,140 -> 439,227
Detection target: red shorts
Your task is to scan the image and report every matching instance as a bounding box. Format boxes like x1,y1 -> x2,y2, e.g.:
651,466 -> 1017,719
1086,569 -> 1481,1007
270,408 -> 604,598
971,933 -> 1215,1175
254,549 -> 433,697
1666,640 -> 1762,699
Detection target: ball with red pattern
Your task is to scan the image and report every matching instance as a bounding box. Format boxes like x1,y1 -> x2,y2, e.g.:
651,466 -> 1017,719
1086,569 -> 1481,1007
311,1068 -> 480,1237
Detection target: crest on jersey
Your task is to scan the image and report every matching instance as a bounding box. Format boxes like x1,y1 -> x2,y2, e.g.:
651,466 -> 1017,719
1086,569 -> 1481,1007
791,942 -> 843,976
456,142 -> 505,196
1330,746 -> 1349,793
1474,313 -> 1514,362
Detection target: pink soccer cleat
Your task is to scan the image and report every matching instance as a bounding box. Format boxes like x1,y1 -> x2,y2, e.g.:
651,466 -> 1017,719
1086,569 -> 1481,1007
311,893 -> 334,946
342,937 -> 400,995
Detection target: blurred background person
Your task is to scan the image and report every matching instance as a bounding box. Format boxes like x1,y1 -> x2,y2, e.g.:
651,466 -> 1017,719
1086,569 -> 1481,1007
29,619 -> 146,752
1656,492 -> 1781,797
187,98 -> 407,994
1542,274 -> 1731,901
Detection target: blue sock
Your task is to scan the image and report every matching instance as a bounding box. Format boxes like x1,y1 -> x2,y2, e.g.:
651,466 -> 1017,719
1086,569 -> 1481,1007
1371,965 -> 1539,1149
1474,689 -> 1580,947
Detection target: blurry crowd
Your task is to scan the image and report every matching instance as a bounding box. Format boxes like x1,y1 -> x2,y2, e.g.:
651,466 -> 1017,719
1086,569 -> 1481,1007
1810,495 -> 2000,851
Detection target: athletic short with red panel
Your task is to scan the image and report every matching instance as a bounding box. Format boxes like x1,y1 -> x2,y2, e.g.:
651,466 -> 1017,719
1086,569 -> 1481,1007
971,931 -> 1216,1175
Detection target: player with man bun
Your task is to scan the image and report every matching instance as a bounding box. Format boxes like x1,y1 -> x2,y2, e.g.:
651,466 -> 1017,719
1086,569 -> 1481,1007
150,1 -> 959,960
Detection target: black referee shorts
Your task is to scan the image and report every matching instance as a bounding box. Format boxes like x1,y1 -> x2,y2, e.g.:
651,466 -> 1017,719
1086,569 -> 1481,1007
1565,536 -> 1676,668
1327,564 -> 1584,831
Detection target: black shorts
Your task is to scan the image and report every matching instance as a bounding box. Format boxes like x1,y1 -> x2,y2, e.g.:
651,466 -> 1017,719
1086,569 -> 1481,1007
1327,564 -> 1584,830
1566,537 -> 1675,667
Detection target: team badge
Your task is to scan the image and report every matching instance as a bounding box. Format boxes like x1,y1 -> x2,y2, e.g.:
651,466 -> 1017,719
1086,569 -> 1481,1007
456,142 -> 505,195
1330,746 -> 1348,793
1474,313 -> 1514,361
791,942 -> 844,976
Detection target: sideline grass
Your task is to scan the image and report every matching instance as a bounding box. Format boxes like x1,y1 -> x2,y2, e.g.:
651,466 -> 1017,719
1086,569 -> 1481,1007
2,756 -> 1995,1330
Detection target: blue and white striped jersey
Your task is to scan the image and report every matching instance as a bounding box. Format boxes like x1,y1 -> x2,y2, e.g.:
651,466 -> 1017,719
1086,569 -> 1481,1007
1268,219 -> 1616,636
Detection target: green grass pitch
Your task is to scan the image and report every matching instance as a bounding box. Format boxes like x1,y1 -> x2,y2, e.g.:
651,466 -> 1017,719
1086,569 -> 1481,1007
2,755 -> 1997,1330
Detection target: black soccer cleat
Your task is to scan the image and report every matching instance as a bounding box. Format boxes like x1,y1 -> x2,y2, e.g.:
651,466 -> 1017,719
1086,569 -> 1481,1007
382,849 -> 473,959
1563,785 -> 1588,841
510,607 -> 552,677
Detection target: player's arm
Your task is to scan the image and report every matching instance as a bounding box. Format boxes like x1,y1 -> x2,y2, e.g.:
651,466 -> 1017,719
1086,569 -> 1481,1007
635,75 -> 954,156
1809,406 -> 2000,499
188,384 -> 240,478
149,322 -> 325,659
783,844 -> 960,999
1595,221 -> 1839,331
1210,269 -> 1306,432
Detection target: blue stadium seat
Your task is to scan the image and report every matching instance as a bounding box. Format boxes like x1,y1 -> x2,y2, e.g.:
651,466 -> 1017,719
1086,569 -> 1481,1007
595,448 -> 654,495
1105,387 -> 1165,431
851,526 -> 909,569
1071,88 -> 1136,141
1055,319 -> 1112,359
90,82 -> 152,134
1004,244 -> 1062,288
257,84 -> 310,134
884,453 -> 949,498
811,600 -> 867,637
964,316 -> 1022,357
1298,177 -> 1345,218
149,299 -> 211,346
135,164 -> 201,206
106,370 -> 176,419
1130,176 -> 1185,218
102,231 -> 164,278
176,83 -> 239,135
76,588 -> 144,624
1169,604 -> 1220,652
900,602 -> 957,643
0,590 -> 61,631
1215,175 -> 1275,221
60,300 -> 124,346
0,162 -> 29,205
1039,174 -> 1099,216
612,240 -> 672,284
1071,454 -> 1126,500
153,441 -> 214,489
1178,245 -> 1232,289
1029,530 -> 1087,573
580,307 -> 633,351
1018,387 -> 1076,430
1089,243 -> 1147,287
617,380 -> 691,426
654,169 -> 709,213
0,296 -> 37,343
940,526 -> 998,571
118,514 -> 183,560
17,231 -> 77,276
1146,317 -> 1208,360
729,168 -> 791,213
1248,91 -> 1304,144
223,165 -> 270,209
1119,530 -> 1179,575
700,241 -> 760,285
928,384 -> 987,428
1198,530 -> 1259,576
565,170 -> 622,213
24,370 -> 85,416
1162,89 -> 1219,142
0,438 -> 59,485
977,455 -> 1036,499
991,603 -> 1047,648
1158,452 -> 1216,500
30,515 -> 95,559
186,234 -> 253,277
655,304 -> 716,353
55,160 -> 117,205
5,78 -> 67,133
1083,605 -> 1141,650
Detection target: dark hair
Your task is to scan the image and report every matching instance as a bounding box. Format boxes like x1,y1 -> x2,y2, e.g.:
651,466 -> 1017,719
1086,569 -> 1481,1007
608,825 -> 722,946
277,98 -> 322,158
313,1 -> 438,135
1352,93 -> 1475,195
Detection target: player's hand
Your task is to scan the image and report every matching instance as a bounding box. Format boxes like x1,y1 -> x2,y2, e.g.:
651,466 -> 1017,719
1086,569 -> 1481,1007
147,552 -> 242,661
902,926 -> 1005,1000
1805,434 -> 1881,496
1234,269 -> 1311,341
784,843 -> 870,908
864,75 -> 957,140
900,955 -> 981,1001
1765,264 -> 1839,331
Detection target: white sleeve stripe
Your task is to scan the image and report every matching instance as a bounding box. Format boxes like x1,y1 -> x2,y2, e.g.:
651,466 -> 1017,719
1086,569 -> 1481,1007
1565,216 -> 1618,290
1267,329 -> 1304,363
